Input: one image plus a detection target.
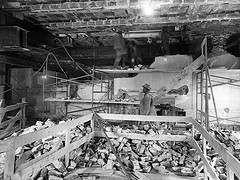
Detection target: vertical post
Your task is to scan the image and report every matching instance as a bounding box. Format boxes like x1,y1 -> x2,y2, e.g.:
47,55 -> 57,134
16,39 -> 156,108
227,163 -> 234,180
207,68 -> 220,131
192,72 -> 196,137
4,145 -> 15,179
42,68 -> 45,102
65,129 -> 70,167
204,40 -> 209,131
91,66 -> 95,129
203,137 -> 208,180
21,97 -> 26,129
200,69 -> 203,125
65,83 -> 70,116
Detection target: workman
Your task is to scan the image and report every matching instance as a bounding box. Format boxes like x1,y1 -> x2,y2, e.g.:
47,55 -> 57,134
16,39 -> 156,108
139,83 -> 156,115
113,29 -> 128,69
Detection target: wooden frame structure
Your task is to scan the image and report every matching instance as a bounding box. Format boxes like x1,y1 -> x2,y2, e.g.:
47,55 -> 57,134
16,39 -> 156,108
0,98 -> 27,140
1,113 -> 240,180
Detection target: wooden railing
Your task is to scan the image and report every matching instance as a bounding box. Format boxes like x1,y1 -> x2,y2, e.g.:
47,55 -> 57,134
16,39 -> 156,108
1,113 -> 240,180
190,117 -> 240,180
0,98 -> 27,140
0,113 -> 93,180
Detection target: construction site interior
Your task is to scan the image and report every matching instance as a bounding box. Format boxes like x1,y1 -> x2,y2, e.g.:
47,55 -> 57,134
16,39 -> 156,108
1,1 -> 240,180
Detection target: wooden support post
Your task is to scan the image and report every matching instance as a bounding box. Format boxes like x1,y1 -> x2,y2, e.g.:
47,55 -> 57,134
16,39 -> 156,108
227,163 -> 234,180
200,69 -> 203,125
65,129 -> 70,167
93,112 -> 132,180
207,68 -> 220,131
4,145 -> 15,179
203,137 -> 208,180
21,98 -> 26,129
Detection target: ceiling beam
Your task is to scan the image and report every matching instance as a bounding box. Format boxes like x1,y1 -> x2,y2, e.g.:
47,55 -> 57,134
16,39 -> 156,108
0,54 -> 44,69
0,10 -> 57,50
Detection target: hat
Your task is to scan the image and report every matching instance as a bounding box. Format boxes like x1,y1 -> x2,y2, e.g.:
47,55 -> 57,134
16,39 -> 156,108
142,83 -> 151,90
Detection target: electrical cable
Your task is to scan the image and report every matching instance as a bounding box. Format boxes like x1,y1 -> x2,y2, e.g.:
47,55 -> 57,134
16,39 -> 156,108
3,55 -> 48,94
48,52 -> 68,79
54,38 -> 91,77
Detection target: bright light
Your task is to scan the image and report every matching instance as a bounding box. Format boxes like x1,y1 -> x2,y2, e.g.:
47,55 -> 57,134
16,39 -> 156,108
143,5 -> 154,16
41,75 -> 47,79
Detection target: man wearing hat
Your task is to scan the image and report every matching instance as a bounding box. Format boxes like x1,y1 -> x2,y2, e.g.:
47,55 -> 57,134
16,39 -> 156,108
140,83 -> 156,115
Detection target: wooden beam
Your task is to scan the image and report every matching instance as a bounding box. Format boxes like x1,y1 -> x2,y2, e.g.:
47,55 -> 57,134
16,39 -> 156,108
97,113 -> 191,123
4,144 -> 15,179
11,132 -> 94,180
189,117 -> 240,179
0,114 -> 21,128
0,103 -> 23,117
154,55 -> 205,105
0,54 -> 44,68
190,138 -> 219,180
95,131 -> 191,141
0,113 -> 93,150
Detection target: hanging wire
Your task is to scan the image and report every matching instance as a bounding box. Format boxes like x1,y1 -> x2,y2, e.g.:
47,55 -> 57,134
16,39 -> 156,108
54,38 -> 91,77
48,52 -> 68,78
3,55 -> 48,94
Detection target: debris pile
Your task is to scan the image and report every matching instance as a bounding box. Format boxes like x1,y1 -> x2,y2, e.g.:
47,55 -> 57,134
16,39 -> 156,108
0,118 -> 92,180
193,129 -> 240,180
33,137 -> 201,180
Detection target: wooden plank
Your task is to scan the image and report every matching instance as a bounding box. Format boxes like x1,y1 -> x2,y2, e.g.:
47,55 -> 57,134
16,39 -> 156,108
0,114 -> 21,128
4,145 -> 15,179
0,138 -> 13,152
97,113 -> 191,123
190,138 -> 219,180
12,132 -> 94,180
21,98 -> 26,128
189,117 -> 240,179
0,103 -> 23,115
95,131 -> 191,141
95,68 -> 181,74
154,55 -> 205,104
0,124 -> 20,140
44,98 -> 139,105
0,113 -> 92,150
65,129 -> 70,167
226,163 -> 234,180
75,167 -> 114,175
133,170 -> 152,180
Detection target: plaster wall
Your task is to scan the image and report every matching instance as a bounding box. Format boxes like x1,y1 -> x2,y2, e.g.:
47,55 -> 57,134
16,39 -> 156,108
207,70 -> 240,124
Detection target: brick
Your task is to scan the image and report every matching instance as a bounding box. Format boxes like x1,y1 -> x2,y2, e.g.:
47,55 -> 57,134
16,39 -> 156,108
42,4 -> 51,10
60,3 -> 70,9
69,2 -> 79,8
130,0 -> 138,3
118,0 -> 128,5
50,4 -> 60,9
79,2 -> 88,8
30,4 -> 41,11
172,0 -> 183,3
195,0 -> 206,2
108,1 -> 117,6
184,0 -> 194,3
96,1 -> 107,8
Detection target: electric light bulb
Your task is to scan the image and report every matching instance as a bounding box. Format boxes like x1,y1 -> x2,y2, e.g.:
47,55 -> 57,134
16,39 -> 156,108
143,6 -> 154,16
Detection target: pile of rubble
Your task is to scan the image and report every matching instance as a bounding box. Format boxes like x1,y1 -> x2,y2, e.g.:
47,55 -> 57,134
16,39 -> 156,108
1,116 -> 240,180
0,117 -> 92,180
202,129 -> 240,180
